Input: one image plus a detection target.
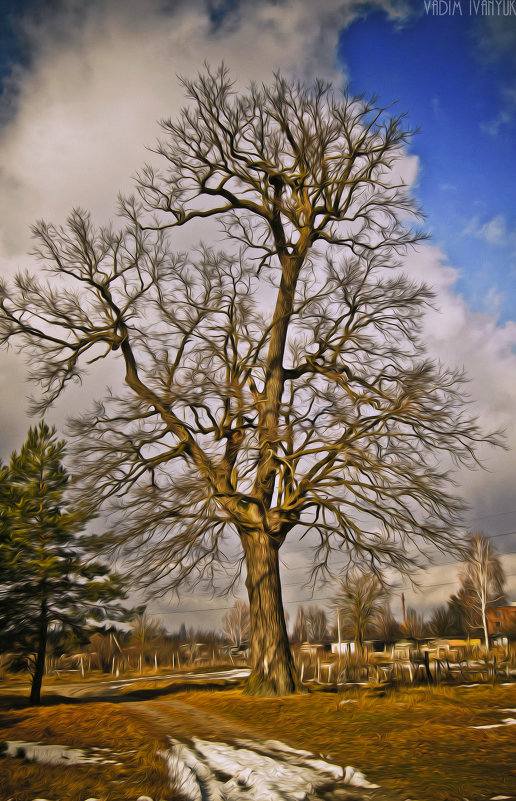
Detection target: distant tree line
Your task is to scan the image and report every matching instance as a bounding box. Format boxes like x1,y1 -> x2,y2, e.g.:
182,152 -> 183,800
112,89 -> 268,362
289,534 -> 510,650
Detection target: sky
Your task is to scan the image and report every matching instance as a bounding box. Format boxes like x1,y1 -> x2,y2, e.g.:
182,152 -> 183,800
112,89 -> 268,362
0,0 -> 515,632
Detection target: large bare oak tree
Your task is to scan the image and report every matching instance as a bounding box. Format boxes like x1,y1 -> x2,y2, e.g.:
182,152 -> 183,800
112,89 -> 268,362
0,67 -> 500,694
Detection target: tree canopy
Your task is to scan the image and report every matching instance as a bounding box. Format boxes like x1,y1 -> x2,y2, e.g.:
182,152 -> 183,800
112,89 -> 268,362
0,67 -> 500,694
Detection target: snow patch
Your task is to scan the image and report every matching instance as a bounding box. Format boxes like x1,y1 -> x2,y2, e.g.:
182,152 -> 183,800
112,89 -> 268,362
471,718 -> 516,730
3,740 -> 115,765
160,736 -> 379,801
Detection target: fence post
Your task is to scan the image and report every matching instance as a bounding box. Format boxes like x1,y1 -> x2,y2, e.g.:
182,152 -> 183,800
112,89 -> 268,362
424,651 -> 433,684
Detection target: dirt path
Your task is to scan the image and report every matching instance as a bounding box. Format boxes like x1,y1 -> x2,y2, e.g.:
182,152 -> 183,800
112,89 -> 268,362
123,697 -> 407,801
122,696 -> 265,742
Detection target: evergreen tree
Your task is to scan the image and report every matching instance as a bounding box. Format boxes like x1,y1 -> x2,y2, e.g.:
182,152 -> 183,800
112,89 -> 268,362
0,423 -> 127,704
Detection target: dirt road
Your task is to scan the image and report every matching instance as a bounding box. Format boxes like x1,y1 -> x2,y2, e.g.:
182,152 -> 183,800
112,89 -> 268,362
0,668 -> 250,701
122,695 -> 407,801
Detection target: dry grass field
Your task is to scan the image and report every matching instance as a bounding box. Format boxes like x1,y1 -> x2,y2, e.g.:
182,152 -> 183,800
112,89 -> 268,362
175,683 -> 516,801
0,680 -> 515,800
0,701 -> 173,801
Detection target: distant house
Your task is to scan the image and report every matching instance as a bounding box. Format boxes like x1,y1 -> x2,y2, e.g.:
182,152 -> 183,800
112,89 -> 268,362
392,641 -> 417,660
297,642 -> 328,658
331,641 -> 357,656
329,636 -> 492,665
427,638 -> 481,659
487,605 -> 516,637
331,639 -> 394,657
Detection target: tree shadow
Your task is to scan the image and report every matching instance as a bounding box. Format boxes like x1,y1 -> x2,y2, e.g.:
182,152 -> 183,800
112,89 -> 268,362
0,678 -> 246,710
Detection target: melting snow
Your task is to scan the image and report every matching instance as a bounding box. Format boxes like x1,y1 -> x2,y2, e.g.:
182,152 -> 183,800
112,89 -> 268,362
471,718 -> 516,730
160,736 -> 379,801
4,741 -> 115,765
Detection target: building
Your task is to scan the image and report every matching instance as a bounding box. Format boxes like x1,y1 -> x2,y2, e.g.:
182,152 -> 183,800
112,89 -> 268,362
487,605 -> 516,636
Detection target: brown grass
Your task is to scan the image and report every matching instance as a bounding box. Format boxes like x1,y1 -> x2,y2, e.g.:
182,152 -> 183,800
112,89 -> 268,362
163,683 -> 516,801
0,702 -> 175,801
1,682 -> 515,801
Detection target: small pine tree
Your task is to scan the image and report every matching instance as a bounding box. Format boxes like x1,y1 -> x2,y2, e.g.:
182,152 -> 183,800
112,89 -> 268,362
0,423 -> 128,704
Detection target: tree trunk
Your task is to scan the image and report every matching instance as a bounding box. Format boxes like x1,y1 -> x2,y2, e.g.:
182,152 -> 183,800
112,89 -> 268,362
30,599 -> 47,706
482,602 -> 490,653
242,530 -> 302,696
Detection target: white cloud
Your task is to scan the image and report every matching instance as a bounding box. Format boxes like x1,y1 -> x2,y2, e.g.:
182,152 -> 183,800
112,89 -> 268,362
410,244 -> 516,525
478,215 -> 508,245
480,107 -> 514,138
479,86 -> 516,139
397,552 -> 516,616
0,0 -> 415,440
283,242 -> 516,609
0,0 -> 412,262
464,213 -> 515,247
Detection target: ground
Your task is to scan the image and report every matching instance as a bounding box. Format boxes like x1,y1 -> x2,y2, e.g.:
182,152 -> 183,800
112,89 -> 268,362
0,672 -> 515,801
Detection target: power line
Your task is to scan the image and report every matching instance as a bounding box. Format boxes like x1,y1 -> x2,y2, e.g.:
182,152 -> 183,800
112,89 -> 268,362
280,527 -> 516,575
148,571 -> 516,617
467,509 -> 516,523
148,603 -> 241,616
146,526 -> 516,619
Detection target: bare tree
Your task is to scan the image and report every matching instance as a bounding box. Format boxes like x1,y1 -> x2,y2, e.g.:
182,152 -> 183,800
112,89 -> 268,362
0,67 -> 500,695
130,610 -> 165,673
458,533 -> 505,649
372,603 -> 401,643
291,606 -> 308,643
305,606 -> 329,643
333,569 -> 388,652
402,607 -> 426,640
222,599 -> 250,648
427,603 -> 461,637
87,630 -> 125,673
